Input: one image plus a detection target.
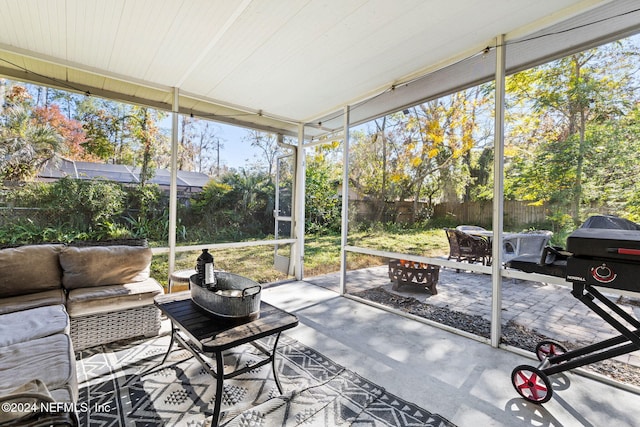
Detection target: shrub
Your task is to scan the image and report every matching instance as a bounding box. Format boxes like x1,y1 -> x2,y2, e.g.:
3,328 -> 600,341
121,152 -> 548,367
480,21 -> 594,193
2,177 -> 126,243
49,177 -> 125,227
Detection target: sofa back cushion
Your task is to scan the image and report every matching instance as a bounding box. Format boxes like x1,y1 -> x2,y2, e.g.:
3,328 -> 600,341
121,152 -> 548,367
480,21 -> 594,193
0,244 -> 64,297
60,246 -> 152,290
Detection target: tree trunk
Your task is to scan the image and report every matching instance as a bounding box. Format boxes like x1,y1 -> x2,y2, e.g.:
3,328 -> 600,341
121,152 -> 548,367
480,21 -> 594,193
139,109 -> 152,187
572,57 -> 585,223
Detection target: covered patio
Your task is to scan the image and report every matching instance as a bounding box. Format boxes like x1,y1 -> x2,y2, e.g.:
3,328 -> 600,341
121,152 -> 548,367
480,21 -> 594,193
264,279 -> 640,426
3,0 -> 640,425
72,278 -> 640,425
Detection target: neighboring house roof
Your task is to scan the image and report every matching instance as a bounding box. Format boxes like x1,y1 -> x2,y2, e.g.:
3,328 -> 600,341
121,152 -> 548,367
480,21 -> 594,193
38,158 -> 211,193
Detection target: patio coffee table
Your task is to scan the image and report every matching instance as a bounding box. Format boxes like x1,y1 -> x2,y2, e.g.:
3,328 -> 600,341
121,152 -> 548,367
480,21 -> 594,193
153,291 -> 299,426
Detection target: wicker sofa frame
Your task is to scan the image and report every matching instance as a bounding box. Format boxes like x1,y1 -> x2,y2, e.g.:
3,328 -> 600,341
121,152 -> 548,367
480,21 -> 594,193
70,305 -> 161,351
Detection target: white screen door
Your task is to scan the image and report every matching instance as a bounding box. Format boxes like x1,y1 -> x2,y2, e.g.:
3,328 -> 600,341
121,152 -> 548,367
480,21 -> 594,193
274,153 -> 294,274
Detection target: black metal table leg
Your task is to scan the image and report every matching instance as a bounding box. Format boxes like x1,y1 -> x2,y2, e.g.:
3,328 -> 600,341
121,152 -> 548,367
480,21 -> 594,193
139,322 -> 177,376
271,333 -> 284,394
211,351 -> 225,427
248,333 -> 285,394
160,324 -> 177,365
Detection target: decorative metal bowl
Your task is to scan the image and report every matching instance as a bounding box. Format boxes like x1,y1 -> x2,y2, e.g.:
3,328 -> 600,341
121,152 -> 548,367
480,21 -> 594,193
190,272 -> 261,320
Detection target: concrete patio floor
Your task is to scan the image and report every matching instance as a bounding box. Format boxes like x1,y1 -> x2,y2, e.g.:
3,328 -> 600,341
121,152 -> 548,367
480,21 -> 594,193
261,276 -> 640,426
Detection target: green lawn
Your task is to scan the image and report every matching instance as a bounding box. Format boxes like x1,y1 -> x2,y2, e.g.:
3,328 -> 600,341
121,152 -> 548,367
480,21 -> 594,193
151,228 -> 449,290
304,229 -> 448,277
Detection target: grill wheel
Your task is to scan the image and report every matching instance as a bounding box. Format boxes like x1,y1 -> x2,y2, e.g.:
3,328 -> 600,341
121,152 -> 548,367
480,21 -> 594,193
511,365 -> 553,404
535,340 -> 568,362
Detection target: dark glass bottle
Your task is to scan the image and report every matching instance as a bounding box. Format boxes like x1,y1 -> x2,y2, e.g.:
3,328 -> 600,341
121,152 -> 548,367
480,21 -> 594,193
196,249 -> 214,286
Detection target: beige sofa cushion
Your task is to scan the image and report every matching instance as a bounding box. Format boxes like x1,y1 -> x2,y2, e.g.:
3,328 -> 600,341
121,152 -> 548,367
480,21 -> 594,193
66,278 -> 163,317
60,245 -> 152,290
0,244 -> 64,297
0,289 -> 66,315
0,333 -> 78,402
0,305 -> 69,347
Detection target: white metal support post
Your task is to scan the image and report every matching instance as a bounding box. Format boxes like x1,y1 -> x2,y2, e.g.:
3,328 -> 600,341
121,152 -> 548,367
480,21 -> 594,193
168,87 -> 179,281
339,106 -> 351,295
293,124 -> 306,280
491,35 -> 506,347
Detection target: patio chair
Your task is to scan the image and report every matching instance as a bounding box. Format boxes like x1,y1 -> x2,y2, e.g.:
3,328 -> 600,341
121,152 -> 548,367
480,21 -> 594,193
445,228 -> 492,268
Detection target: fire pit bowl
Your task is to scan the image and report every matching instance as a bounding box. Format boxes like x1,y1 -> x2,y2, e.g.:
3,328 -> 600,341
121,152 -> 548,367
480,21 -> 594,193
190,272 -> 261,320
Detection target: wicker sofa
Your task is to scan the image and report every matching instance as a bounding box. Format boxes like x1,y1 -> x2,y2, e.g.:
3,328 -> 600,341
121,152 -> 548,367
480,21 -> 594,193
0,241 -> 164,350
0,240 -> 163,423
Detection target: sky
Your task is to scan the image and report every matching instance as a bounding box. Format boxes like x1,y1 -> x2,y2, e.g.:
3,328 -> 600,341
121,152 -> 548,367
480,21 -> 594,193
206,121 -> 257,169
160,116 -> 261,171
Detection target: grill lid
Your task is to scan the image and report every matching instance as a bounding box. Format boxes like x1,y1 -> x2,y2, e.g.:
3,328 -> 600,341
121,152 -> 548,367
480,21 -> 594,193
566,228 -> 640,262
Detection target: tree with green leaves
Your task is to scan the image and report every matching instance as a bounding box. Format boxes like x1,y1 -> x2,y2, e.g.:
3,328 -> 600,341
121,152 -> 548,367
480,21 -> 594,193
505,38 -> 640,223
305,146 -> 342,232
0,83 -> 63,181
75,96 -> 119,161
349,85 -> 492,222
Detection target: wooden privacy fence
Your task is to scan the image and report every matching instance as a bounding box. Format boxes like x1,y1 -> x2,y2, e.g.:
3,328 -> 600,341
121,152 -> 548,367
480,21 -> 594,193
433,200 -> 548,227
351,199 -> 548,228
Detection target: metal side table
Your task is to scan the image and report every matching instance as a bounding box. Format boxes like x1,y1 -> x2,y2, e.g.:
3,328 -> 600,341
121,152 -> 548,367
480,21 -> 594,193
152,292 -> 299,426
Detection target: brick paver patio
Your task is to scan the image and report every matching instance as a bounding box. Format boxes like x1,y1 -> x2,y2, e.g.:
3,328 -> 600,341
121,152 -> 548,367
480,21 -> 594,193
306,264 -> 640,367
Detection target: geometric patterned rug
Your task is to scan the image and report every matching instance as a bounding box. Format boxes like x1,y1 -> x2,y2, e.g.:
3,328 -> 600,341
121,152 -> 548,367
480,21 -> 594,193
76,332 -> 456,427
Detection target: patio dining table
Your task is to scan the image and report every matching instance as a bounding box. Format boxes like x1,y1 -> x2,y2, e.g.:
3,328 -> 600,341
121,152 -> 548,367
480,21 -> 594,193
464,230 -> 552,263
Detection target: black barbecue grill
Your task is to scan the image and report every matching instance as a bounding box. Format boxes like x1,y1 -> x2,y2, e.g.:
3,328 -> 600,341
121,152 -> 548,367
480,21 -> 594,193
510,225 -> 640,404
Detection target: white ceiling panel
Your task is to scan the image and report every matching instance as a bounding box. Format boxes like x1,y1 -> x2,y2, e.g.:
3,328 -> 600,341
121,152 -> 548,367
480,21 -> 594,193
143,1 -> 242,85
67,1 -> 120,69
1,0 -> 636,138
185,0 -> 312,94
